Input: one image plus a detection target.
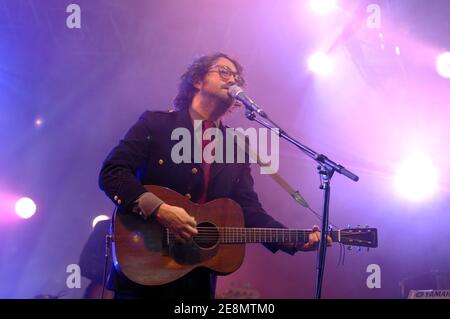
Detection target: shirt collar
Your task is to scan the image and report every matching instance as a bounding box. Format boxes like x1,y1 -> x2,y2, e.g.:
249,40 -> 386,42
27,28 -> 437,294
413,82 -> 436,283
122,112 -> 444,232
188,107 -> 221,127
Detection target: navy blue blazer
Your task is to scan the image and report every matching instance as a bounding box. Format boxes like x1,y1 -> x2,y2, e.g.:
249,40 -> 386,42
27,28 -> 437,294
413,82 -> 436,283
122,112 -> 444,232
98,108 -> 291,296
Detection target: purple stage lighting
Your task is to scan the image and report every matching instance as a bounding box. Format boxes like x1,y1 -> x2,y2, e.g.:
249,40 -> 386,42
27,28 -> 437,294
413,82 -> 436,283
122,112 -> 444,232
308,52 -> 333,76
92,214 -> 110,228
394,154 -> 439,202
309,0 -> 337,15
436,51 -> 450,78
15,197 -> 37,219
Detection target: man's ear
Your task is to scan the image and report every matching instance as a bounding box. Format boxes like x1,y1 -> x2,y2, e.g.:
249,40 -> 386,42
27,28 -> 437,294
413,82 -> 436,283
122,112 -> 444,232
193,79 -> 202,90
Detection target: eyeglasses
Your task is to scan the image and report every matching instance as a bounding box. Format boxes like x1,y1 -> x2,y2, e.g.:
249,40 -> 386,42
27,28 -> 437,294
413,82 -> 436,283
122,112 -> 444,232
207,64 -> 244,86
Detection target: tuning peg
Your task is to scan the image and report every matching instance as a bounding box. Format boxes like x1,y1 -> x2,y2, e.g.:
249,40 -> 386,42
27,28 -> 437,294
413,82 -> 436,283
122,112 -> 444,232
358,247 -> 362,252
347,224 -> 351,229
347,246 -> 352,251
367,247 -> 370,252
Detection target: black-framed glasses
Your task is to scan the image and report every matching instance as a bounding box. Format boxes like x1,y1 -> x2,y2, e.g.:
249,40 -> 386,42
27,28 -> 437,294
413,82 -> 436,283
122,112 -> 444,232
207,64 -> 244,86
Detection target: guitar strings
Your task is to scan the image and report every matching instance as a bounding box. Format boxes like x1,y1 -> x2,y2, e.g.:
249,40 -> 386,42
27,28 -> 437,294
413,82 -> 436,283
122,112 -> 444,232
166,232 -> 372,243
163,226 -> 373,243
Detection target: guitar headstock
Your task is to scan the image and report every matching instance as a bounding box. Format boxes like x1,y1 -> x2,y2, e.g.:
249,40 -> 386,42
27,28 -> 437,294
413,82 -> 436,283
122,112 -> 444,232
333,226 -> 378,248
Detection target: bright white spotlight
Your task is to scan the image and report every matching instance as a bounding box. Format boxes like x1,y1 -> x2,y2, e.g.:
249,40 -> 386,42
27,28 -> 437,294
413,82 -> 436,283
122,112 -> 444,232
35,118 -> 44,127
394,154 -> 439,202
15,197 -> 37,219
308,52 -> 333,76
310,0 -> 337,15
92,214 -> 110,228
436,51 -> 450,78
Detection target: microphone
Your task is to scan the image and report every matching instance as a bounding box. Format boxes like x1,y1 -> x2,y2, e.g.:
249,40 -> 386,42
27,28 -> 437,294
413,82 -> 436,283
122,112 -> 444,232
228,85 -> 267,118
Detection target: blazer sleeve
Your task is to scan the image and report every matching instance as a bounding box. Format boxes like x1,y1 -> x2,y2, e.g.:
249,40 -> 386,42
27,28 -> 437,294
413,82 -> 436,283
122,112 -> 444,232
231,163 -> 295,255
98,111 -> 163,212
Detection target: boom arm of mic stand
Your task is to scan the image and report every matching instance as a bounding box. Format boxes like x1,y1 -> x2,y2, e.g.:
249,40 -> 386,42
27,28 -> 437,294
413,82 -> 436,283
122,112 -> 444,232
244,109 -> 359,299
244,111 -> 359,182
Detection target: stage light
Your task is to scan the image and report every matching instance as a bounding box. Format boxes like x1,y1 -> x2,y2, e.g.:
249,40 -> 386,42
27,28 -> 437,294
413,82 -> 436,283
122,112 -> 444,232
92,214 -> 110,228
35,118 -> 43,127
394,154 -> 439,202
308,52 -> 333,76
15,197 -> 37,219
309,0 -> 336,15
436,51 -> 450,78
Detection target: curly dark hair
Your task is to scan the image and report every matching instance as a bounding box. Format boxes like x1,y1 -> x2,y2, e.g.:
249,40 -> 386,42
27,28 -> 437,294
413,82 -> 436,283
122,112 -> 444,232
173,53 -> 244,111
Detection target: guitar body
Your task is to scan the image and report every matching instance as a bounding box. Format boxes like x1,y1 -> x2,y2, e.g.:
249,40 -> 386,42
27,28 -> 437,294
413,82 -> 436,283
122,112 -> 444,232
113,185 -> 246,286
113,185 -> 379,286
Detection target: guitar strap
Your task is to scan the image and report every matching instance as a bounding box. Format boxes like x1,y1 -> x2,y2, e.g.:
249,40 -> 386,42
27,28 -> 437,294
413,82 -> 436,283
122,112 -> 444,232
226,127 -> 309,208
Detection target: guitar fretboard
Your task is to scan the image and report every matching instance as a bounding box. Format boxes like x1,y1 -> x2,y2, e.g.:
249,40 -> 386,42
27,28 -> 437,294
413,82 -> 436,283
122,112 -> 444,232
195,227 -> 339,244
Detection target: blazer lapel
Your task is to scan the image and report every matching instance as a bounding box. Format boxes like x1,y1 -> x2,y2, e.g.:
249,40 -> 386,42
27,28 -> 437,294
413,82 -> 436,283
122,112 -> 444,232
173,109 -> 231,182
173,108 -> 203,170
209,123 -> 229,182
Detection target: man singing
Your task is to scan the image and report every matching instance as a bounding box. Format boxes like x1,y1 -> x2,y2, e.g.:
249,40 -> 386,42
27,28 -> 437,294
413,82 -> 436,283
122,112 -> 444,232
99,53 -> 330,299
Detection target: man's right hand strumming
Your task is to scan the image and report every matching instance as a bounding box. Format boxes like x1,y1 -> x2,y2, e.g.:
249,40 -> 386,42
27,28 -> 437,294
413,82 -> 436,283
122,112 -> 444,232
154,203 -> 198,244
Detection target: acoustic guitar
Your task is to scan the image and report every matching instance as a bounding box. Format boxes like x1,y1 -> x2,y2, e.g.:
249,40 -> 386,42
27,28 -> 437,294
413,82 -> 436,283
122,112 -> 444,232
112,185 -> 378,286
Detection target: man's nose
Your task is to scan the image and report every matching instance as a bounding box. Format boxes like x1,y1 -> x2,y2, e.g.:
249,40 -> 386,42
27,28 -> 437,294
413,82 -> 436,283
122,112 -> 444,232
226,77 -> 236,86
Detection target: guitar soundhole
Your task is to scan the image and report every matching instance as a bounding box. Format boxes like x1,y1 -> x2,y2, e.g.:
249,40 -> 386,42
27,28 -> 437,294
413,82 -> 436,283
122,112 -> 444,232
194,222 -> 219,249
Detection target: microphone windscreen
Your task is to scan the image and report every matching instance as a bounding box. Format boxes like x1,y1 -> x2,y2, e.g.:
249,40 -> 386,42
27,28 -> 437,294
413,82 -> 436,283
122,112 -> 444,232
228,85 -> 243,98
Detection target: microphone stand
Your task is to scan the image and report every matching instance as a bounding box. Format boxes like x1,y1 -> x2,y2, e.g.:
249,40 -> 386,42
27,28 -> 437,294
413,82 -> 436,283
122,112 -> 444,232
244,110 -> 359,299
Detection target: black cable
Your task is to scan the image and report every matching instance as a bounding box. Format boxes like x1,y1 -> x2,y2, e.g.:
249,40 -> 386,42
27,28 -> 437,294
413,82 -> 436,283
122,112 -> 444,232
101,218 -> 114,299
